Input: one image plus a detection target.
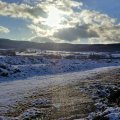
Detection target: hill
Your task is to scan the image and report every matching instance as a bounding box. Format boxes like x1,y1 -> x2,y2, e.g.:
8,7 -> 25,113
0,38 -> 120,52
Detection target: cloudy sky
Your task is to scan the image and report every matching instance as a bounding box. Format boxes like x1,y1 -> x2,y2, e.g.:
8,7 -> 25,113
0,0 -> 120,44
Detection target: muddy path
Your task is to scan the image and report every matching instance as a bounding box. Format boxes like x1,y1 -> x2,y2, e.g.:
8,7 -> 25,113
0,67 -> 120,120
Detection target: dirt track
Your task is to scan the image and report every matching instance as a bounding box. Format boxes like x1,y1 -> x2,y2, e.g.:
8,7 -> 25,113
0,67 -> 120,120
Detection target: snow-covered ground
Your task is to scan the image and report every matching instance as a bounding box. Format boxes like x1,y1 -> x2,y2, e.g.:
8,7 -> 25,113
0,66 -> 120,120
0,55 -> 120,82
0,53 -> 120,120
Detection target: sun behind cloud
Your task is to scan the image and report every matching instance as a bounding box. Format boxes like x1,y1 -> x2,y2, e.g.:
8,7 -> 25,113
45,6 -> 62,28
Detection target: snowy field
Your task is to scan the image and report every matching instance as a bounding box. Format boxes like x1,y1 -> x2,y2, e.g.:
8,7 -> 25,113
0,51 -> 120,120
0,53 -> 120,82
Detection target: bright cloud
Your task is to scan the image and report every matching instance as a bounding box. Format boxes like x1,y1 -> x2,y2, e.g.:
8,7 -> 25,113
0,26 -> 10,33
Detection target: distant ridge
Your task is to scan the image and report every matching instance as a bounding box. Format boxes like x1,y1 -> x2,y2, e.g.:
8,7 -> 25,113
0,38 -> 120,52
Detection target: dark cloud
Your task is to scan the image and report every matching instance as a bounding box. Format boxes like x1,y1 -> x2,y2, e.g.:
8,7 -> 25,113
53,25 -> 98,41
25,7 -> 47,18
89,25 -> 120,43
